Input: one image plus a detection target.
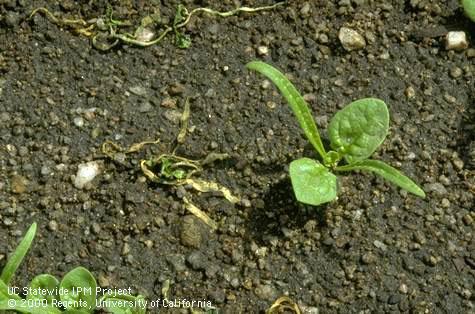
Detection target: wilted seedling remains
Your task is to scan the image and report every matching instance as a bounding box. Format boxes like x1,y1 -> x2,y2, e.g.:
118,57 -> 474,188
102,98 -> 239,230
246,61 -> 425,206
29,2 -> 284,50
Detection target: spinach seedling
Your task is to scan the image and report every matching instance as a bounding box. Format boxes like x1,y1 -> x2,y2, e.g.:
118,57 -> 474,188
246,61 -> 425,206
462,0 -> 475,22
0,223 -> 145,314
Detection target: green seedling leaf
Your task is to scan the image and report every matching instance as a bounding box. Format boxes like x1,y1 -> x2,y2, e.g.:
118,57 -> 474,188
27,274 -> 60,303
62,309 -> 90,314
99,294 -> 147,314
328,98 -> 389,164
1,222 -> 37,285
1,279 -> 60,313
336,159 -> 425,197
173,4 -> 192,48
289,158 -> 337,205
246,61 -> 327,160
175,32 -> 192,48
462,0 -> 475,22
0,279 -> 21,301
0,302 -> 62,314
60,267 -> 97,311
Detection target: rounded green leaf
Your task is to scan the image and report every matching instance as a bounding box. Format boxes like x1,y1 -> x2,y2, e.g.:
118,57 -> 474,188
99,294 -> 147,314
328,98 -> 389,164
60,267 -> 96,311
27,274 -> 60,303
289,158 -> 337,206
462,0 -> 475,22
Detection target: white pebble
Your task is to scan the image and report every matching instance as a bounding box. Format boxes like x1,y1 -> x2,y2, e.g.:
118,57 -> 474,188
445,31 -> 468,51
73,116 -> 84,127
73,161 -> 101,189
339,27 -> 366,51
257,46 -> 269,56
135,27 -> 155,42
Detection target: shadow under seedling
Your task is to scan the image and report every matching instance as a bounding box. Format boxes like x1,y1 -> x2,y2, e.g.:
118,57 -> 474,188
246,61 -> 425,206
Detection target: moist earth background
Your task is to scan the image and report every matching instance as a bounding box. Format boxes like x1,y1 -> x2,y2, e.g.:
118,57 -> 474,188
0,0 -> 474,313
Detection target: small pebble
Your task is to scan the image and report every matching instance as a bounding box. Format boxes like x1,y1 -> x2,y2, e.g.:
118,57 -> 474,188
186,251 -> 207,270
254,284 -> 277,301
449,67 -> 463,78
129,85 -> 148,97
452,158 -> 464,170
300,2 -> 311,16
399,283 -> 408,294
138,102 -> 152,113
361,252 -> 377,264
441,198 -> 450,208
257,46 -> 269,56
121,243 -> 130,255
73,116 -> 84,127
444,94 -> 456,104
73,161 -> 101,189
339,27 -> 366,51
11,175 -> 28,194
97,274 -> 110,287
373,240 -> 387,251
168,83 -> 186,96
463,214 -> 473,225
161,97 -> 177,108
180,215 -> 203,248
166,254 -> 187,272
423,183 -> 447,196
445,31 -> 468,51
405,86 -> 416,99
48,220 -> 58,231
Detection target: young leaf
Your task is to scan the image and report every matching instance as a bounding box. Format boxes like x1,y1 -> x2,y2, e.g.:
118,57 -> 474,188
27,274 -> 60,303
462,0 -> 475,22
328,98 -> 389,164
289,158 -> 337,205
1,280 -> 60,313
0,302 -> 62,314
0,279 -> 21,301
1,222 -> 37,285
60,267 -> 97,311
335,159 -> 425,197
246,61 -> 327,160
99,294 -> 147,314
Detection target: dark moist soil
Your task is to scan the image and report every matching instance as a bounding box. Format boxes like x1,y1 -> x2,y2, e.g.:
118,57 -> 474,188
1,0 -> 474,313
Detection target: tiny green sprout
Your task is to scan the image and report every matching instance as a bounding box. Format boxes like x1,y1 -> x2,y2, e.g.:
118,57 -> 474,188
1,223 -> 145,314
462,0 -> 475,22
246,61 -> 425,206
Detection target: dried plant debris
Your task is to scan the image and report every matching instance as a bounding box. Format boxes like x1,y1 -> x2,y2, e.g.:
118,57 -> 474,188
101,98 -> 239,230
29,2 -> 285,50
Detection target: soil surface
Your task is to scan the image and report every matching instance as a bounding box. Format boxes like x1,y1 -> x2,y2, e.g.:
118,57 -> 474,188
1,0 -> 474,313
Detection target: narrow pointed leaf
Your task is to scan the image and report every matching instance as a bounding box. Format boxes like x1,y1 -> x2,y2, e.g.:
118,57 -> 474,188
289,158 -> 337,205
1,222 -> 37,285
336,159 -> 425,197
246,61 -> 327,159
328,98 -> 389,164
